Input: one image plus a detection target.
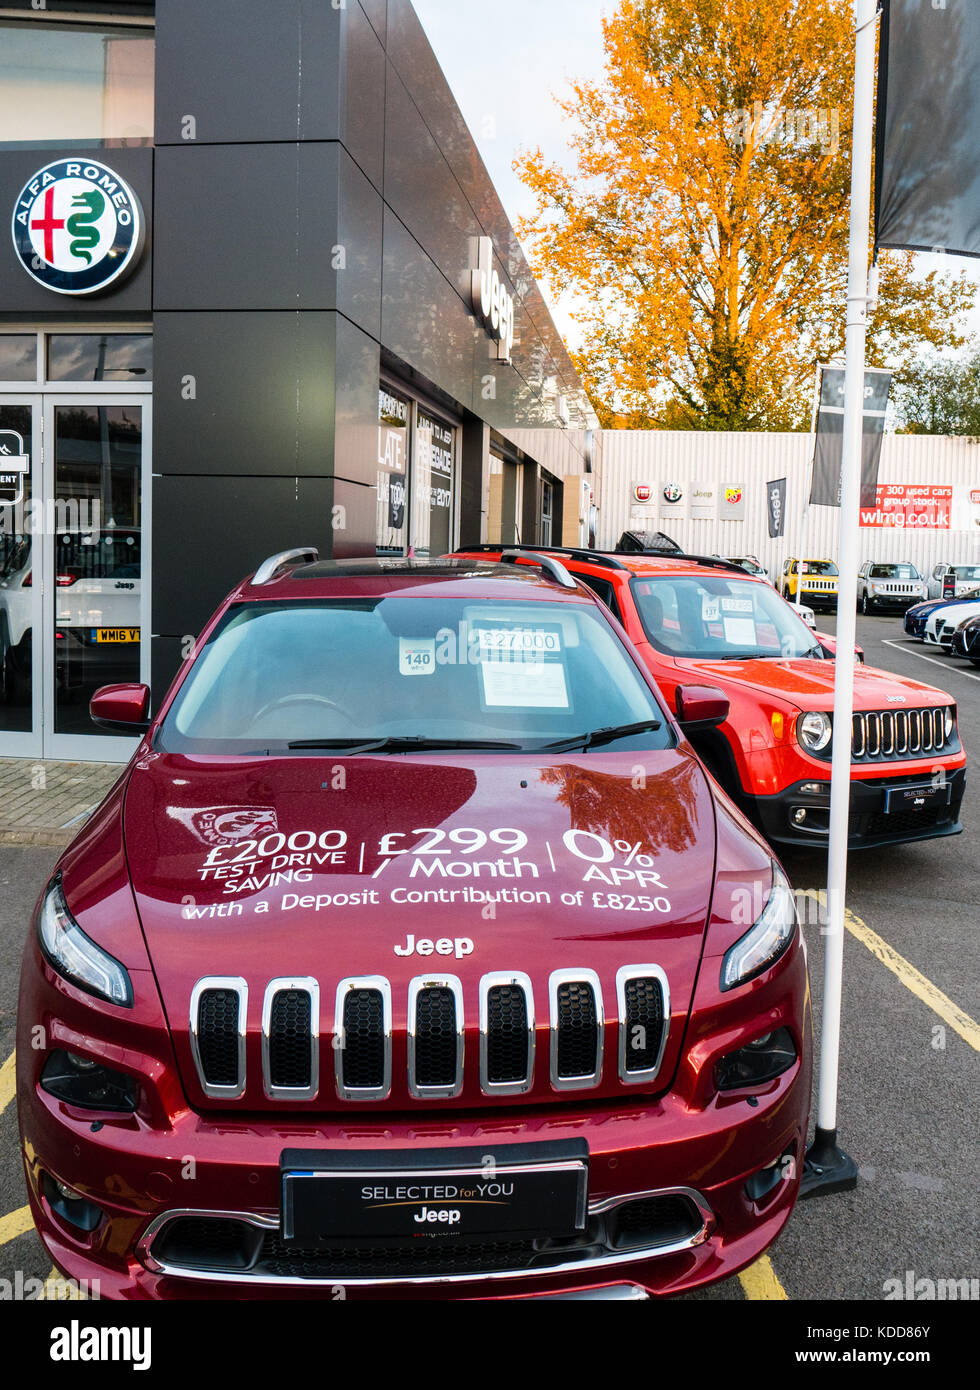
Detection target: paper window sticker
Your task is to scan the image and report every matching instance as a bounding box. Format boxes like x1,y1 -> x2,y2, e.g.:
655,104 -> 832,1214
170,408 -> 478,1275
480,659 -> 569,708
723,617 -> 757,646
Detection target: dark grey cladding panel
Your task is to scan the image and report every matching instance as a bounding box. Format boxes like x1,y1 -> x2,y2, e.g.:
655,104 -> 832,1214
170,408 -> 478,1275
383,61 -> 481,301
342,0 -> 386,189
383,0 -> 582,395
380,208 -> 480,415
358,0 -> 387,46
0,147 -> 152,315
152,312 -> 335,476
150,474 -> 341,635
334,315 -> 381,491
153,143 -> 342,312
338,150 -> 383,339
154,0 -> 343,144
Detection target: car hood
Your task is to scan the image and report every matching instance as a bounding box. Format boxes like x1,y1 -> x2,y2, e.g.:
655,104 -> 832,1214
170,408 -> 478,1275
927,601 -> 980,628
122,745 -> 734,1111
676,656 -> 951,711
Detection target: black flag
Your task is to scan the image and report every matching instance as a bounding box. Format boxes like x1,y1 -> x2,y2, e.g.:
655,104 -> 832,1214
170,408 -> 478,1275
766,478 -> 787,539
810,367 -> 892,510
876,0 -> 980,257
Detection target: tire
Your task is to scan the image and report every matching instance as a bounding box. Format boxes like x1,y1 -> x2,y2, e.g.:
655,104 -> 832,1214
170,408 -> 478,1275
861,593 -> 869,615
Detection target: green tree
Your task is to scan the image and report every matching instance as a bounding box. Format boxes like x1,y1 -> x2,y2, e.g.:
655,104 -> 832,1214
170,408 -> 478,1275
895,351 -> 980,435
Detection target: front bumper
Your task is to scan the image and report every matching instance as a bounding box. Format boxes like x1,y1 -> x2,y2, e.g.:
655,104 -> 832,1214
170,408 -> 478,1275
750,767 -> 966,850
18,946 -> 811,1300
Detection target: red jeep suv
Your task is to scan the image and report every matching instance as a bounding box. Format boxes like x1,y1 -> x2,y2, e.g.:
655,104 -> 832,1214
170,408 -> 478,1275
455,546 -> 966,851
18,551 -> 810,1300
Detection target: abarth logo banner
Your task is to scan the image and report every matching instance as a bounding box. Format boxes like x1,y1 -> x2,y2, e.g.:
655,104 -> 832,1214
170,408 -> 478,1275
11,159 -> 144,295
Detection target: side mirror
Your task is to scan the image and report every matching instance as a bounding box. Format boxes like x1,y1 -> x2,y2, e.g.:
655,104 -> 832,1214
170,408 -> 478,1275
90,683 -> 151,734
675,684 -> 729,731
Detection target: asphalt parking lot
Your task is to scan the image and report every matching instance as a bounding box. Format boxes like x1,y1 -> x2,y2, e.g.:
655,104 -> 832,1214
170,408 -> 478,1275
0,610 -> 977,1302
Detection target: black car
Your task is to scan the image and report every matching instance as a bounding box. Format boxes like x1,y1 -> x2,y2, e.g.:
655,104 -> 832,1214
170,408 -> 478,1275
950,614 -> 980,667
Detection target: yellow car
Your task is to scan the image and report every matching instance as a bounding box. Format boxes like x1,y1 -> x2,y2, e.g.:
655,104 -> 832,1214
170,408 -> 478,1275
779,558 -> 840,611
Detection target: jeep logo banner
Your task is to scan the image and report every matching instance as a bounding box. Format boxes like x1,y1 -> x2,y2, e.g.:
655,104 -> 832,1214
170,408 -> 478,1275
810,366 -> 892,510
766,477 -> 787,539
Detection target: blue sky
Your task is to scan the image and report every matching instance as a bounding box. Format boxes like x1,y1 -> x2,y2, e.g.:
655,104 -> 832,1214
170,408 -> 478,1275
412,0 -> 980,355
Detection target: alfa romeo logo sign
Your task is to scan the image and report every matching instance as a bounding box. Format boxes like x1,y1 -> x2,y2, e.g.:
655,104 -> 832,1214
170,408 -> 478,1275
11,159 -> 144,296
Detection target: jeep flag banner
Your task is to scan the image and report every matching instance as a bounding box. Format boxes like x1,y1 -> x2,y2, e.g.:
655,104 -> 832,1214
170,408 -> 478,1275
766,478 -> 787,539
809,366 -> 892,509
875,0 -> 980,258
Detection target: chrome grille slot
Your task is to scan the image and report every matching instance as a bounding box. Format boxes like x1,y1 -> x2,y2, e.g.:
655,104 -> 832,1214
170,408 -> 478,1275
335,977 -> 392,1101
480,973 -> 534,1095
616,966 -> 669,1085
909,710 -> 921,752
190,977 -> 247,1099
262,978 -> 318,1100
866,713 -> 881,757
880,711 -> 894,756
934,709 -> 945,747
852,713 -> 865,758
408,977 -> 464,1098
895,710 -> 908,754
550,970 -> 603,1090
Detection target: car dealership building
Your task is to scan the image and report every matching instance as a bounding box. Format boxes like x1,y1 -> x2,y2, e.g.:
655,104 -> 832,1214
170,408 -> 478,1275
0,0 -> 598,761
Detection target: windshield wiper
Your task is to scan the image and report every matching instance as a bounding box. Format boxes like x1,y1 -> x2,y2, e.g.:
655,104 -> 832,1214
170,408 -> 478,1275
285,736 -> 526,753
539,718 -> 663,754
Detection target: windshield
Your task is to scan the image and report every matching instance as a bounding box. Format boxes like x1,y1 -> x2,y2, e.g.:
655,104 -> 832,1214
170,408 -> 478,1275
159,597 -> 673,755
801,561 -> 838,576
953,566 -> 980,581
870,564 -> 918,579
630,575 -> 820,660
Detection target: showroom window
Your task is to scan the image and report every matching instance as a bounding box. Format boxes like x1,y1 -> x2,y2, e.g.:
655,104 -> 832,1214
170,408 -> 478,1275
376,383 -> 458,558
0,21 -> 154,149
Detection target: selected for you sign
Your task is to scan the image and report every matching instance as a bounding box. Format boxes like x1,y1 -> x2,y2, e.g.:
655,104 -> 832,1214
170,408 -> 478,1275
0,431 -> 29,506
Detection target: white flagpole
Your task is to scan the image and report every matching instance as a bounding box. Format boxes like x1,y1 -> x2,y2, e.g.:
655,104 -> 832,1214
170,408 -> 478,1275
800,0 -> 877,1198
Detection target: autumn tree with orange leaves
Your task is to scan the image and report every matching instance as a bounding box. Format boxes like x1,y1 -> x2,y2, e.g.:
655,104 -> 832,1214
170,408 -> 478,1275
516,0 -> 975,430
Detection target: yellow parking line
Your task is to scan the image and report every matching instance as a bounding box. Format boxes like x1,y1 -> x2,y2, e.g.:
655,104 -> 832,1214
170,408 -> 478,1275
0,1050 -> 15,1119
0,1204 -> 33,1247
39,1265 -> 87,1300
844,910 -> 980,1052
738,1254 -> 788,1300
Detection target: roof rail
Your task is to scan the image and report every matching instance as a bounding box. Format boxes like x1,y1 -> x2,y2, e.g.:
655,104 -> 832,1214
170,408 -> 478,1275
252,547 -> 319,586
670,554 -> 748,574
456,542 -> 628,573
499,549 -> 578,590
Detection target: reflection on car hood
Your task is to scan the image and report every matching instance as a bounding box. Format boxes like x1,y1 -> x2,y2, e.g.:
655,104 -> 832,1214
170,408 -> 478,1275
117,745 -> 745,1111
678,656 -> 952,711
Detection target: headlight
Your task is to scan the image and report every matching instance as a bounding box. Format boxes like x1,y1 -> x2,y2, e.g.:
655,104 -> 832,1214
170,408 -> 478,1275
798,710 -> 832,752
721,867 -> 798,991
37,876 -> 133,1007
944,707 -> 955,739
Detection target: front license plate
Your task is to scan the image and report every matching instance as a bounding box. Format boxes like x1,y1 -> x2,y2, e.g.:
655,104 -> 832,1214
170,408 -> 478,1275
280,1141 -> 588,1246
884,781 -> 952,813
95,627 -> 140,644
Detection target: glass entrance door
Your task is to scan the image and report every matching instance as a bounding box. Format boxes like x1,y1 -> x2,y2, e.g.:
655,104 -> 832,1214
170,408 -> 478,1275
0,395 -> 42,757
41,395 -> 150,760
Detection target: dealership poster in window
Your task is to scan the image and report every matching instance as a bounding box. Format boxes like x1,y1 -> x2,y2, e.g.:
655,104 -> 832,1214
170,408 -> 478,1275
413,409 -> 454,556
377,388 -> 409,554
